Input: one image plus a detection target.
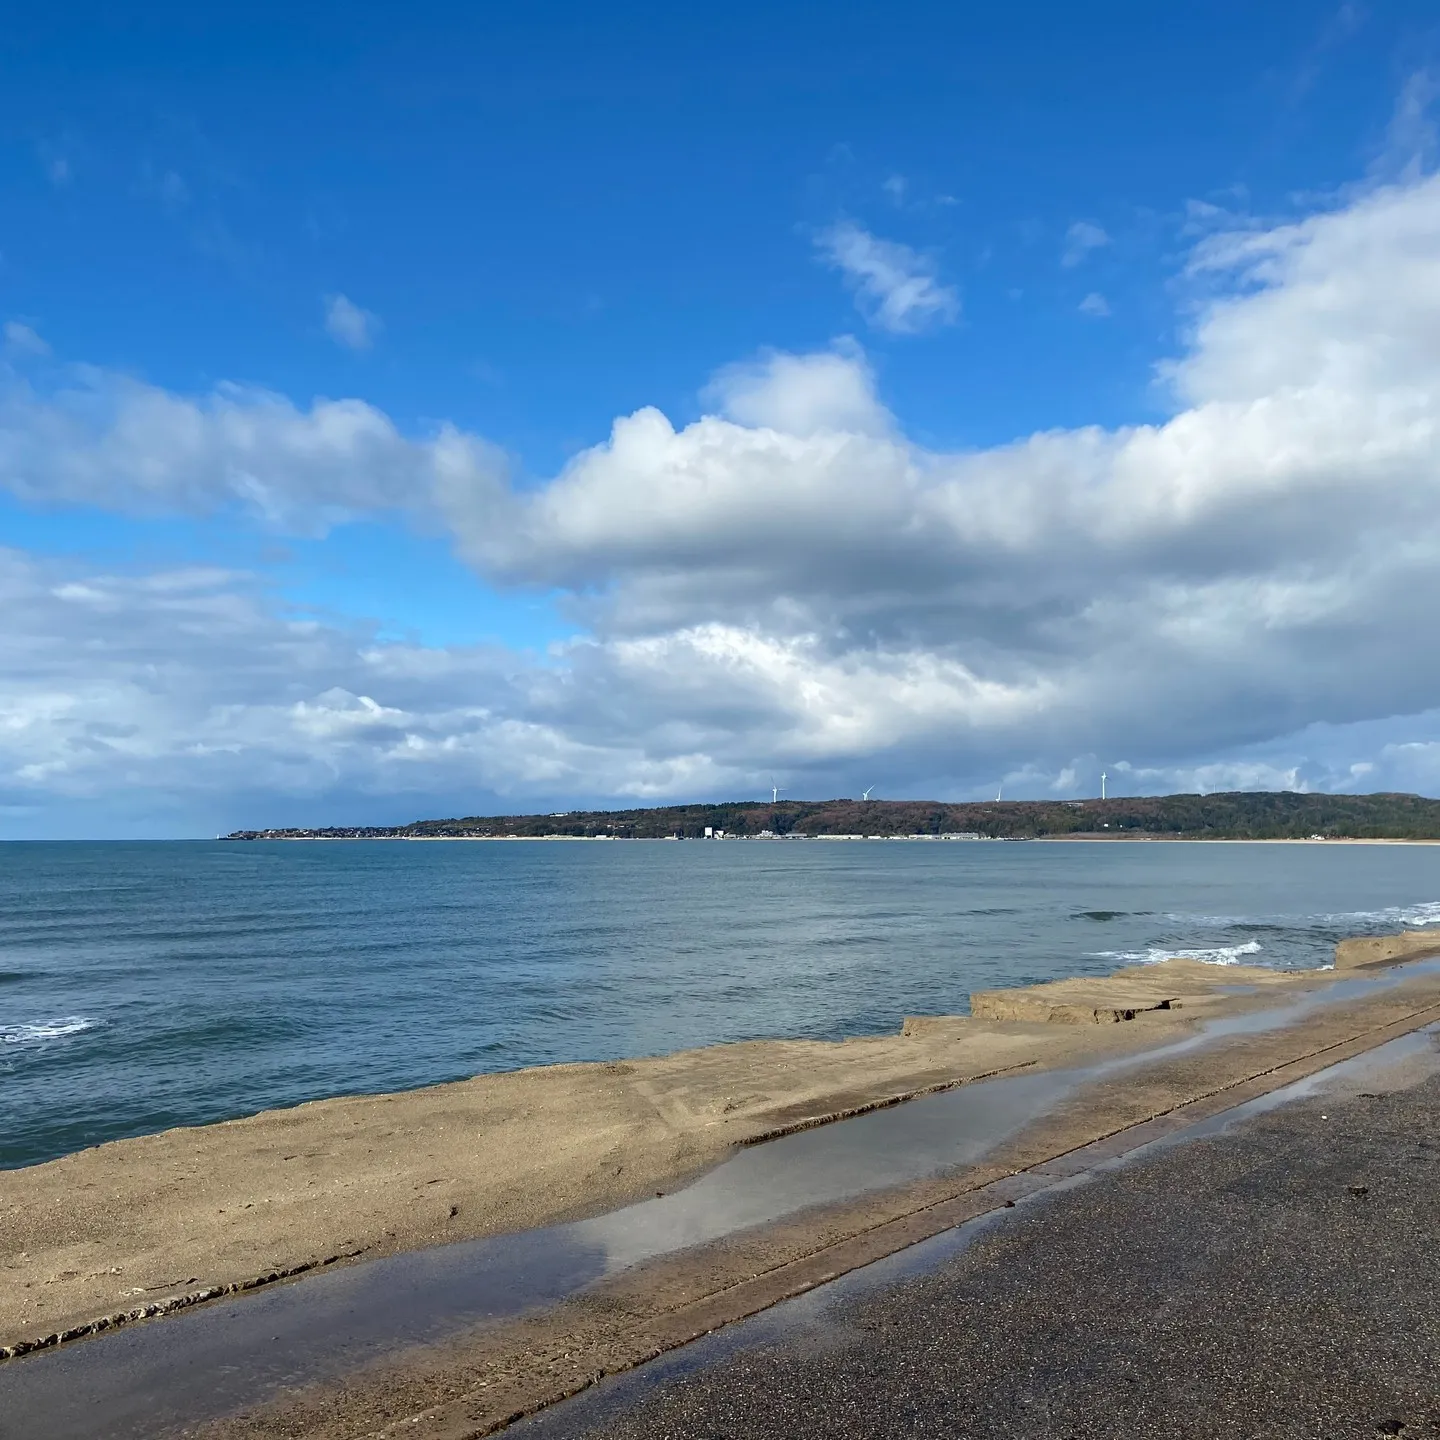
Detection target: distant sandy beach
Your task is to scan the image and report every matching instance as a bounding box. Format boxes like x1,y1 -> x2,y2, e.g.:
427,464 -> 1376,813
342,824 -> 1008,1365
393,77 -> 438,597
1033,834 -> 1440,844
243,832 -> 1440,843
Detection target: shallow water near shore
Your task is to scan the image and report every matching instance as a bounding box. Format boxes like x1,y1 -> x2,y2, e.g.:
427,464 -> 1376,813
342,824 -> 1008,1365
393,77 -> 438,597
5,838 -> 1440,1167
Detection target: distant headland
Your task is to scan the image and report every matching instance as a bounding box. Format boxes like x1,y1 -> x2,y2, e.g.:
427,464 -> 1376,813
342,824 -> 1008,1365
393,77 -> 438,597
223,791 -> 1440,842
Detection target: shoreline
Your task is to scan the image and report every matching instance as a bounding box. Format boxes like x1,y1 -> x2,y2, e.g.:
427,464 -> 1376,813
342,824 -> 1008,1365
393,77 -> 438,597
5,927 -> 1440,1359
215,833 -> 1440,843
16,963 -> 1440,1440
218,791 -> 1440,845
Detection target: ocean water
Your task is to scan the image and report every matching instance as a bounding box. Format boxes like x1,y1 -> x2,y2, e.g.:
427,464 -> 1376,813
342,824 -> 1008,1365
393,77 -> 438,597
4,838 -> 1440,1170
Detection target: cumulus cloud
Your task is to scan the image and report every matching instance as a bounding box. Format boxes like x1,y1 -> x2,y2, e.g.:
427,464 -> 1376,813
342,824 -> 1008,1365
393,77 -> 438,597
1078,291 -> 1110,317
0,552 -> 540,799
816,221 -> 959,333
0,548 -> 767,835
11,541 -> 1431,837
701,347 -> 891,437
324,293 -> 381,350
0,370 -> 507,531
10,169 -> 1440,826
1062,220 -> 1110,267
438,170 -> 1440,777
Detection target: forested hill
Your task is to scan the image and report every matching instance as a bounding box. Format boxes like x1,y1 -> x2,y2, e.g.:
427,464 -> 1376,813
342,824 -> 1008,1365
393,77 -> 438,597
227,791 -> 1440,841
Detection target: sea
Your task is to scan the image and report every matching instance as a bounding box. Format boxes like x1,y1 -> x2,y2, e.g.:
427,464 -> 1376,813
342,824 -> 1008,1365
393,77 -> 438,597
5,838 -> 1440,1170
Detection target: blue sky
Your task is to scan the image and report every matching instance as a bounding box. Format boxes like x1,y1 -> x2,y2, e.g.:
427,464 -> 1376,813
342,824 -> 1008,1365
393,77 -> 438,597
5,1 -> 1440,835
9,2 -> 1422,454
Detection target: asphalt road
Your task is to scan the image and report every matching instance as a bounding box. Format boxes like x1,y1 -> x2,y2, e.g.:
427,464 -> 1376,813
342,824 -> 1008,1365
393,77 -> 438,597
520,1050 -> 1440,1439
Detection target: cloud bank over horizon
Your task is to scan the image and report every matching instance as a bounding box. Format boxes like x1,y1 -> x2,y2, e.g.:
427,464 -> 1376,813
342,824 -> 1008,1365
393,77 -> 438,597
7,169 -> 1440,834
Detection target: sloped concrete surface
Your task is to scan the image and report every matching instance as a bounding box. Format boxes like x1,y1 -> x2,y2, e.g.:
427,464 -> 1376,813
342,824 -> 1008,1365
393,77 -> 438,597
536,1047 -> 1440,1439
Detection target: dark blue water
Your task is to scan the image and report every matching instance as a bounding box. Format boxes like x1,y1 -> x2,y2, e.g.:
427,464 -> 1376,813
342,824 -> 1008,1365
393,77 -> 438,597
4,839 -> 1440,1170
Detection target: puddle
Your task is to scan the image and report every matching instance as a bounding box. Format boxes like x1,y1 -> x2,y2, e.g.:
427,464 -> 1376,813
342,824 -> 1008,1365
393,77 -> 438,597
510,1021 -> 1440,1438
4,961 -> 1437,1440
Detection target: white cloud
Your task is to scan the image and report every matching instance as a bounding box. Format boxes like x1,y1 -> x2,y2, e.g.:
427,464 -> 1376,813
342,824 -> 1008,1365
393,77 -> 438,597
15,542 -> 1433,837
437,169 -> 1440,777
1062,220 -> 1110,267
1377,69 -> 1438,180
0,370 -> 507,531
0,554 -> 506,795
324,294 -> 381,350
1078,291 -> 1111,317
10,168 -> 1440,826
1110,758 -> 1307,796
4,322 -> 50,356
702,347 -> 891,437
0,549 -> 763,835
816,221 -> 959,334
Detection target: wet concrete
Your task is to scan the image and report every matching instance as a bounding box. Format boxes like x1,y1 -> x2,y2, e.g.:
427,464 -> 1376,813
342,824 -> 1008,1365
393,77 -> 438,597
2,961 -> 1435,1440
513,1025 -> 1440,1440
520,1017 -> 1440,1440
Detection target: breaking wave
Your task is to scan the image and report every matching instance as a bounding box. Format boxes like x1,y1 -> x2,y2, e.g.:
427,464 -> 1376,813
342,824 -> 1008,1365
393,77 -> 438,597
1319,900 -> 1440,929
1,1016 -> 102,1047
1168,901 -> 1440,932
1089,940 -> 1265,967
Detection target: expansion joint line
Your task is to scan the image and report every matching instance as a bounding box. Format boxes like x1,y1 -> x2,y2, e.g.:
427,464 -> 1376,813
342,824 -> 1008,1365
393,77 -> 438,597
739,1058 -> 1041,1146
1033,999 -> 1440,1164
667,999 -> 1440,1322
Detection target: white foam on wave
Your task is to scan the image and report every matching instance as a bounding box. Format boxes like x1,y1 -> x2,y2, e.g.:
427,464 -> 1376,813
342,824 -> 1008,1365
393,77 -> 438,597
1,1016 -> 102,1045
1168,900 -> 1440,932
1320,900 -> 1440,929
1089,940 -> 1264,967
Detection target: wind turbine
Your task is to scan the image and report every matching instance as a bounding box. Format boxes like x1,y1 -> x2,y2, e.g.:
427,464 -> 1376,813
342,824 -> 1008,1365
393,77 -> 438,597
996,782 -> 1004,802
862,785 -> 875,801
770,777 -> 786,804
1101,771 -> 1107,801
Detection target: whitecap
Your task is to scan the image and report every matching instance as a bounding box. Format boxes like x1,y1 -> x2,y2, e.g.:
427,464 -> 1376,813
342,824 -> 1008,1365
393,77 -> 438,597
1317,900 -> 1440,929
1,1016 -> 102,1046
1163,901 -> 1440,933
1088,940 -> 1264,967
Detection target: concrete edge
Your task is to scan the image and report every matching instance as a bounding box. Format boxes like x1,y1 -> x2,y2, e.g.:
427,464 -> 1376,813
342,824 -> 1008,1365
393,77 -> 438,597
739,1059 -> 1040,1146
0,1248 -> 369,1362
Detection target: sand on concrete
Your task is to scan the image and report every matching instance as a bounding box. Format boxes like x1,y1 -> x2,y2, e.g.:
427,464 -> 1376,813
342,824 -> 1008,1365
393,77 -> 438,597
1334,927 -> 1440,968
967,958 -> 1300,1024
0,939 -> 1433,1355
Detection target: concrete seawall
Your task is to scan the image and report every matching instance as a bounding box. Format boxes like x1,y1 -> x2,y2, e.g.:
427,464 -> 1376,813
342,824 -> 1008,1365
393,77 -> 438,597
1334,928 -> 1440,969
4,927 -> 1437,1364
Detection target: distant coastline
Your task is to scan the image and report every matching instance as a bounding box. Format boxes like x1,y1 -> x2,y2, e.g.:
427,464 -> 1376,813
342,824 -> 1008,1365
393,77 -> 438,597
224,790 -> 1440,843
223,833 -> 1440,845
